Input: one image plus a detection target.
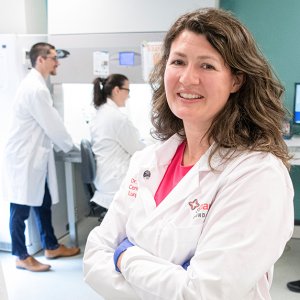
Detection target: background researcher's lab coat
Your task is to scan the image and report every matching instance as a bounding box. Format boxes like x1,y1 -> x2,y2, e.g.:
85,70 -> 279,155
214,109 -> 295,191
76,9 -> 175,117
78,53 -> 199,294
2,68 -> 73,206
89,98 -> 146,209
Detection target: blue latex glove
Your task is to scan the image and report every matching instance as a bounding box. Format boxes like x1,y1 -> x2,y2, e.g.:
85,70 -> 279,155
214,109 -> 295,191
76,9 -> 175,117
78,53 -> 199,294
182,260 -> 190,270
113,238 -> 134,272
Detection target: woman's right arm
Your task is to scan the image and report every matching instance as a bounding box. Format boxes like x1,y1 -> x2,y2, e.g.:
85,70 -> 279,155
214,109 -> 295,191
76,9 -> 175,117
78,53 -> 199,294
83,172 -> 140,299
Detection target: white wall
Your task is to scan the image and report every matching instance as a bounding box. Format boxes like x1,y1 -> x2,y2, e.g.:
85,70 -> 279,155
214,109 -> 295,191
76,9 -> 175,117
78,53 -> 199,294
0,0 -> 47,34
0,0 -> 27,34
48,0 -> 219,35
24,0 -> 47,34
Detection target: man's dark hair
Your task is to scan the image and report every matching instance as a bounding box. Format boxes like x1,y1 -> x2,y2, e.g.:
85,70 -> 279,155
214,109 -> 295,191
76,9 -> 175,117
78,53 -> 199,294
29,43 -> 55,68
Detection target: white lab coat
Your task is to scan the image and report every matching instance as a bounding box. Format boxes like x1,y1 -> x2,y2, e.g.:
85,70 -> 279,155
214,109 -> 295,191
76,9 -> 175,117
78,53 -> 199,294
2,68 -> 73,206
83,134 -> 294,300
89,98 -> 146,209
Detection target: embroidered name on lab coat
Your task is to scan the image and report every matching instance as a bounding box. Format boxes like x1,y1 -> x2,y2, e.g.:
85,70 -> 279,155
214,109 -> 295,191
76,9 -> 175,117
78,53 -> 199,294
128,178 -> 138,198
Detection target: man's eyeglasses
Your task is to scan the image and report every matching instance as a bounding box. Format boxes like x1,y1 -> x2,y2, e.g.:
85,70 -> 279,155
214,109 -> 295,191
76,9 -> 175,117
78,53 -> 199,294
120,87 -> 130,94
43,56 -> 59,63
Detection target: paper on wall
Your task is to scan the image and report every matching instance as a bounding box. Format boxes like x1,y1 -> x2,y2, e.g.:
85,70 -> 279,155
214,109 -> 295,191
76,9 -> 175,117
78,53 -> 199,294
141,41 -> 163,83
93,51 -> 109,76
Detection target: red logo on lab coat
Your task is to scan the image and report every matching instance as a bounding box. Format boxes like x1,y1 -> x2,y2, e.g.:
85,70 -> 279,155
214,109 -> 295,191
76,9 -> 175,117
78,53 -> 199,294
191,201 -> 211,219
189,199 -> 200,210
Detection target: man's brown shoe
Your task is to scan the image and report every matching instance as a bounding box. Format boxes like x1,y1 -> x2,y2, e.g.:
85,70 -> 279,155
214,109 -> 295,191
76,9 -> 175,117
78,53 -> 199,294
44,244 -> 80,259
16,255 -> 51,272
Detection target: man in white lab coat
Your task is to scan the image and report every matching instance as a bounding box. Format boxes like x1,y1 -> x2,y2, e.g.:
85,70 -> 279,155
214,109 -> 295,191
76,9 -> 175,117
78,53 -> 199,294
2,43 -> 80,272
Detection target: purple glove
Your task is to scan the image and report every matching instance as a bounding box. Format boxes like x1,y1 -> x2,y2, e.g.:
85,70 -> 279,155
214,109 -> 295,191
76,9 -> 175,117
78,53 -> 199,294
113,238 -> 134,272
182,260 -> 190,270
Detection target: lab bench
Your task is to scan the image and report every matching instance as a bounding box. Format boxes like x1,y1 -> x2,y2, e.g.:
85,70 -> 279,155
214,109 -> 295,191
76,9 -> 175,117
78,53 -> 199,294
285,136 -> 300,165
55,150 -> 89,248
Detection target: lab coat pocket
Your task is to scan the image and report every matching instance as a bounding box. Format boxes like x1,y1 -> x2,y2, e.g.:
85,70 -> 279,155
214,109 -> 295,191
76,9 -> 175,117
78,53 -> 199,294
158,222 -> 203,265
33,146 -> 50,171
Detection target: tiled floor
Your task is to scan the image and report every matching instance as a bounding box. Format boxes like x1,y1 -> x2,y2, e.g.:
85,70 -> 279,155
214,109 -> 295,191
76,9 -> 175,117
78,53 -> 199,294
0,217 -> 299,300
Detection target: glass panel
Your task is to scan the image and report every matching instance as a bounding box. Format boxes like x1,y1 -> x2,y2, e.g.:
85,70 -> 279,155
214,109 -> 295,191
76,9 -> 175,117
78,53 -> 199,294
125,83 -> 153,139
62,83 -> 154,147
62,83 -> 94,147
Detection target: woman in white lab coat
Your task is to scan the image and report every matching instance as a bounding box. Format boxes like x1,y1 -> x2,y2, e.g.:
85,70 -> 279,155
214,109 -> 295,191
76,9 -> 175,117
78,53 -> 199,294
89,74 -> 146,209
83,8 -> 294,300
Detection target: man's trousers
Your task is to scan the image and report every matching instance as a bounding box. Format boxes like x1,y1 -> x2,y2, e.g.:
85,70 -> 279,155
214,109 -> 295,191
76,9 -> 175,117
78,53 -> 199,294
9,182 -> 58,257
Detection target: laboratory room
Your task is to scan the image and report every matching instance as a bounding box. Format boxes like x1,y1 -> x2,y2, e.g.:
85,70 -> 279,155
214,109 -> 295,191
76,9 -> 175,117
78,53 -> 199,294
0,0 -> 300,299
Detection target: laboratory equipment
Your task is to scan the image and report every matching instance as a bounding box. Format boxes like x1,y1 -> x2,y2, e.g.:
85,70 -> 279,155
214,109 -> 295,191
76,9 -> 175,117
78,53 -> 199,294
48,32 -> 165,143
293,83 -> 300,124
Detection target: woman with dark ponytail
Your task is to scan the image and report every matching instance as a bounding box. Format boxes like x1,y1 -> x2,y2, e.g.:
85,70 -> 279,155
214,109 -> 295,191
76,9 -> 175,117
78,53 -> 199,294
89,74 -> 146,209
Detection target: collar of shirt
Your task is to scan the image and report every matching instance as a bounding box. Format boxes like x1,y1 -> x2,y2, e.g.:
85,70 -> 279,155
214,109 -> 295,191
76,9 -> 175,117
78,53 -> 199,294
30,68 -> 47,87
152,134 -> 224,172
106,98 -> 119,110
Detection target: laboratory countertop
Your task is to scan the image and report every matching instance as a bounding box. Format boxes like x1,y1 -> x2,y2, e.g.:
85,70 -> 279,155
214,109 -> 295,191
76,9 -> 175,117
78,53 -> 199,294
283,136 -> 300,165
54,149 -> 82,247
284,136 -> 300,148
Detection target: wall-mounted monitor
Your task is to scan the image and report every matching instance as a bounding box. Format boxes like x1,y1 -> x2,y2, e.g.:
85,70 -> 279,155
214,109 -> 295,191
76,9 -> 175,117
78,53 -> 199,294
294,83 -> 300,124
119,52 -> 134,66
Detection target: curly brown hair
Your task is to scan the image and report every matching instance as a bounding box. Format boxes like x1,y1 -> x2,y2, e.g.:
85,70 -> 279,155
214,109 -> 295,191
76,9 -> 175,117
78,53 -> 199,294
150,8 -> 291,170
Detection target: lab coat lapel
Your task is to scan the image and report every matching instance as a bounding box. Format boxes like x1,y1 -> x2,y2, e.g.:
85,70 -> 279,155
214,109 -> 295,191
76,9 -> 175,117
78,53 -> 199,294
149,160 -> 200,218
137,164 -> 168,216
137,134 -> 184,216
139,142 -> 220,224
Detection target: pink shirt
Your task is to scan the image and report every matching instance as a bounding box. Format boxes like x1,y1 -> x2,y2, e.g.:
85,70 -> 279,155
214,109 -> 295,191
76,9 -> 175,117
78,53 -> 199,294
154,141 -> 194,207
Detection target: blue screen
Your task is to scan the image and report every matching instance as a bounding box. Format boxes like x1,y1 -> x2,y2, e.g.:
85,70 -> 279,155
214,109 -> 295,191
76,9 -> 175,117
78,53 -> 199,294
294,84 -> 300,124
119,52 -> 134,66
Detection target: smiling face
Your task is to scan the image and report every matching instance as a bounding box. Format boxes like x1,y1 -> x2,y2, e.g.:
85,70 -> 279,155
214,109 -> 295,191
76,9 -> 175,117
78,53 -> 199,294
164,30 -> 242,132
